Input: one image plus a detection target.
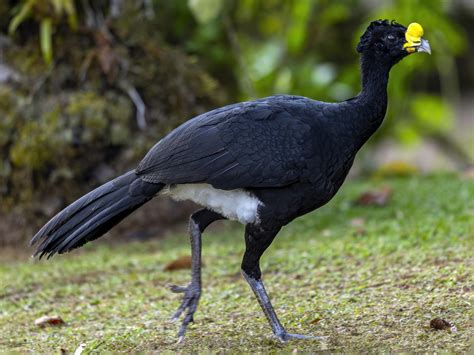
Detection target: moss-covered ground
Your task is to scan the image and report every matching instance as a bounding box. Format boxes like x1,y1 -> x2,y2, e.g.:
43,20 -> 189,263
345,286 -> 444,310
1,175 -> 473,352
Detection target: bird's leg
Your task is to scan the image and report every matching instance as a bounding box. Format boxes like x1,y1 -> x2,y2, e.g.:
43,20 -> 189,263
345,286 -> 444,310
241,225 -> 325,342
169,217 -> 201,340
241,270 -> 323,342
168,209 -> 225,342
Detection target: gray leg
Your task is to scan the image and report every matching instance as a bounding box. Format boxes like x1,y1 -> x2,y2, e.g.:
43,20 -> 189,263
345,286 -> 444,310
241,225 -> 325,342
168,209 -> 225,342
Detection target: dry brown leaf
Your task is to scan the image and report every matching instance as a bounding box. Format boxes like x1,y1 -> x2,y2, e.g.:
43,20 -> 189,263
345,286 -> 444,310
34,315 -> 65,327
164,255 -> 195,271
355,186 -> 392,206
430,317 -> 457,332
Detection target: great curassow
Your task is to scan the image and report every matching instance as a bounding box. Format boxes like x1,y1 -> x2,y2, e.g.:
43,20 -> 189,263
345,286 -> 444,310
31,20 -> 431,342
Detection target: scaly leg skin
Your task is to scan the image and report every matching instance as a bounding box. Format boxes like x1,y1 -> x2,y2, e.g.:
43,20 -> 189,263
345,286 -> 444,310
168,216 -> 202,343
242,271 -> 326,342
241,224 -> 326,342
168,209 -> 225,343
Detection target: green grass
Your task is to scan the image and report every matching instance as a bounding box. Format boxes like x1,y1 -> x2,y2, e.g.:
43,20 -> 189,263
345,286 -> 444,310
1,175 -> 473,352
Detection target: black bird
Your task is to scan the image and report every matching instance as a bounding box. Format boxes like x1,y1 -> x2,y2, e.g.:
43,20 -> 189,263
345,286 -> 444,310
31,20 -> 431,342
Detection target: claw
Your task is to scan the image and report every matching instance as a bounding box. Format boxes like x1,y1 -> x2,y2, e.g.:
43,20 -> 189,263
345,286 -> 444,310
171,303 -> 185,321
168,284 -> 187,293
168,282 -> 201,340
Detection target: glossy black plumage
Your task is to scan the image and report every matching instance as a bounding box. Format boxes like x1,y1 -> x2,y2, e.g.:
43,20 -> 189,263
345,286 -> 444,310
134,90 -> 386,228
137,97 -> 313,189
31,19 -> 430,342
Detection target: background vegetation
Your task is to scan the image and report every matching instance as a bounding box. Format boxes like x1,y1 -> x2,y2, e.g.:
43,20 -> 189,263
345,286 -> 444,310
0,1 -> 472,240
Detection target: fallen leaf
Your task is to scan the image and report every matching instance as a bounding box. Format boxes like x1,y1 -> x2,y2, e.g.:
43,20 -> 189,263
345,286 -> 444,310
74,343 -> 86,355
354,186 -> 392,206
164,255 -> 202,271
34,315 -> 65,327
430,317 -> 457,332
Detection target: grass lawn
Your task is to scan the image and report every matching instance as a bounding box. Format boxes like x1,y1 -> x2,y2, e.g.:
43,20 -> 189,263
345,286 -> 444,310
1,174 -> 473,352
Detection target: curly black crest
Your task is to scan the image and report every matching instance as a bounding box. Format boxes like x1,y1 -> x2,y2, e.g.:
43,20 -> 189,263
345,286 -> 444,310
357,19 -> 406,53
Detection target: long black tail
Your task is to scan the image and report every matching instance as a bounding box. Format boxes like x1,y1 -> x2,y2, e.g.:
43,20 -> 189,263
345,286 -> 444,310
30,170 -> 164,259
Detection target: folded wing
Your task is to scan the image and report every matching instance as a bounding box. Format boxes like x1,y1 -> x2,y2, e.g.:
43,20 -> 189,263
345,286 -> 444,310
136,99 -> 313,190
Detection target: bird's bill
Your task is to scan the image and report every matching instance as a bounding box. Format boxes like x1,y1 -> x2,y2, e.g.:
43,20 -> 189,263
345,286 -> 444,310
404,22 -> 431,54
416,38 -> 431,54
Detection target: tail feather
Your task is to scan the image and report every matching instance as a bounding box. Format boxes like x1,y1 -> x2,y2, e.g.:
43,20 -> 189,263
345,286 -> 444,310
31,170 -> 164,259
49,192 -> 144,255
35,184 -> 130,256
31,171 -> 136,245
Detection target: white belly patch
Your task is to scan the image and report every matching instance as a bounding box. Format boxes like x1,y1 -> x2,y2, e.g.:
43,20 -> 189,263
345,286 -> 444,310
164,183 -> 262,224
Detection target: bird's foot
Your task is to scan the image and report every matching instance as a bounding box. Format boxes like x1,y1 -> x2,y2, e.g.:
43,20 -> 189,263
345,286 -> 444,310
168,282 -> 201,340
276,332 -> 328,343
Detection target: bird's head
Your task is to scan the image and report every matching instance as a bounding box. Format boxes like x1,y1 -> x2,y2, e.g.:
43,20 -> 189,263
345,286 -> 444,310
357,20 -> 431,65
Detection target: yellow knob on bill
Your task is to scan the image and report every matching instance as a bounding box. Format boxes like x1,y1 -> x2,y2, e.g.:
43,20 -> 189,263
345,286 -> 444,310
407,23 -> 424,39
404,22 -> 425,53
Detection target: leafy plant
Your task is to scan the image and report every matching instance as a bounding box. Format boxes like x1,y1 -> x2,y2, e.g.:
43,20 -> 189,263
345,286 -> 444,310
8,0 -> 78,64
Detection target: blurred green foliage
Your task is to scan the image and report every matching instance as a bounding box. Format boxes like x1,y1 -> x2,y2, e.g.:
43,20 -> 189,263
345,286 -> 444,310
0,0 -> 470,237
9,0 -> 78,64
184,0 -> 466,146
0,1 -> 226,216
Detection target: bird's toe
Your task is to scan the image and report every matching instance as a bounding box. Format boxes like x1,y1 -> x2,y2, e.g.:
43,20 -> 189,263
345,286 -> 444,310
169,283 -> 201,340
168,284 -> 188,293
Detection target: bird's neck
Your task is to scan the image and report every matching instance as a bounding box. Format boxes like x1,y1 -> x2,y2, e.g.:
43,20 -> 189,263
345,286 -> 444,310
348,56 -> 392,148
358,55 -> 391,112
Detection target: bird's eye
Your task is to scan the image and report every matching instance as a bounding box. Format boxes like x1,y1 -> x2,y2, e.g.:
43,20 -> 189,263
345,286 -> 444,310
387,34 -> 396,41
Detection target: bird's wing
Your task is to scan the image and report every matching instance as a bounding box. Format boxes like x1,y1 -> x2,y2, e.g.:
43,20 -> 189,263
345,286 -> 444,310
136,98 -> 313,190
